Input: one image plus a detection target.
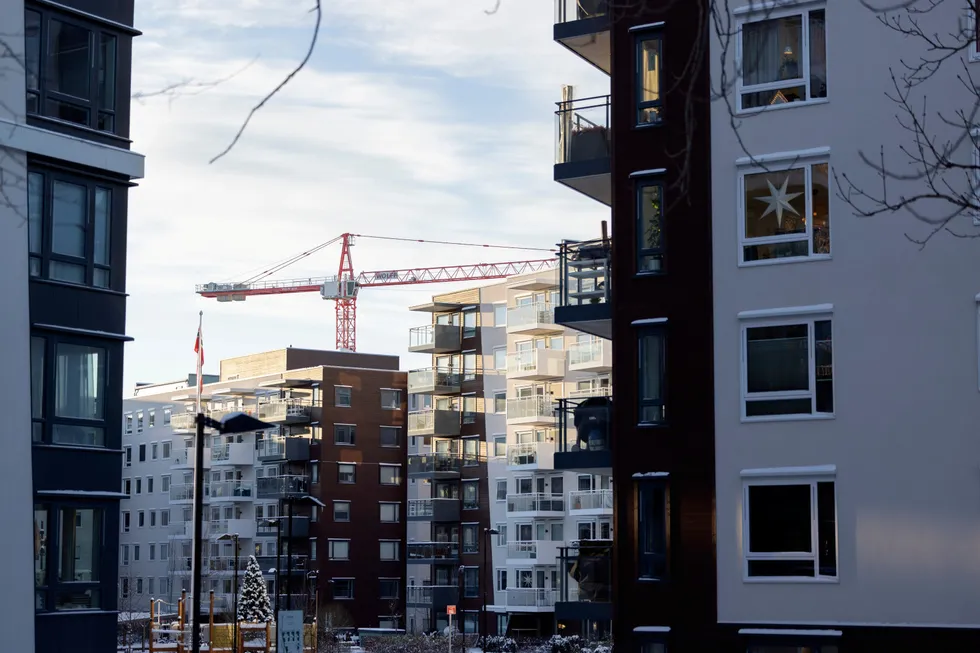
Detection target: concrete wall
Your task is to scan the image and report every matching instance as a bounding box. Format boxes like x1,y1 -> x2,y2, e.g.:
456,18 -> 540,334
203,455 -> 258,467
711,0 -> 980,626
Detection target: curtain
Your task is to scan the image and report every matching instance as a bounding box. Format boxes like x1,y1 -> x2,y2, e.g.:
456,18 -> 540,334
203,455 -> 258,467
742,16 -> 802,86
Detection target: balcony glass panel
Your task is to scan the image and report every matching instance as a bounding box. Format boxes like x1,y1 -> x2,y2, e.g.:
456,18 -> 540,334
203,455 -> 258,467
559,238 -> 610,307
556,396 -> 611,454
555,0 -> 608,22
558,541 -> 612,603
556,95 -> 610,165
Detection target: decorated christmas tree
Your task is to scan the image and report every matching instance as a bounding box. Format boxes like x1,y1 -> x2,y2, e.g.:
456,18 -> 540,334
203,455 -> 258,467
237,554 -> 273,622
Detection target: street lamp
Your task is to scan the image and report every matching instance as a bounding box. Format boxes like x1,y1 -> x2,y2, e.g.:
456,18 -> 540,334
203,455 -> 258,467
482,528 -> 500,652
307,571 -> 319,649
217,533 -> 241,653
191,412 -> 276,653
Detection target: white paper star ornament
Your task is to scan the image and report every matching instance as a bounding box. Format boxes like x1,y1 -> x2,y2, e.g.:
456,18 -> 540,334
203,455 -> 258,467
755,176 -> 802,228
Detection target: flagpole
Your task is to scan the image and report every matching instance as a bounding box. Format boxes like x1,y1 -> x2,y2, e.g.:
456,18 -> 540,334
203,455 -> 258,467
191,312 -> 206,653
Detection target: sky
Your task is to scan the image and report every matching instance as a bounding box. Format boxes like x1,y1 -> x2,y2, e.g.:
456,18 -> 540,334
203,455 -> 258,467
124,0 -> 608,395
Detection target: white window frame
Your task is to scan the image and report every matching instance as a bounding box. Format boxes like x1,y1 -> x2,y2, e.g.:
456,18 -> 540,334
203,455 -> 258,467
737,154 -> 831,266
741,465 -> 838,583
735,3 -> 828,114
739,305 -> 834,422
495,478 -> 507,502
492,346 -> 507,371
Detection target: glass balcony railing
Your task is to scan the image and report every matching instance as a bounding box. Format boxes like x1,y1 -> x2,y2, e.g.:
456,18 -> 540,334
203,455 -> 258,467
408,498 -> 460,521
559,238 -> 611,308
507,396 -> 556,422
256,436 -> 285,459
556,396 -> 612,455
256,475 -> 308,499
506,442 -> 555,468
555,0 -> 608,23
568,489 -> 613,512
506,303 -> 556,331
408,452 -> 463,476
556,95 -> 610,166
407,541 -> 459,561
408,368 -> 461,394
209,480 -> 253,500
170,484 -> 208,501
257,399 -> 312,423
507,588 -> 558,608
558,540 -> 613,603
506,493 -> 566,514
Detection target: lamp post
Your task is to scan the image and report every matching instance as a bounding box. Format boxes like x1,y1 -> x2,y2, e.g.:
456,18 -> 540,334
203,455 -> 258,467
217,533 -> 241,653
191,412 -> 276,653
307,571 -> 319,649
482,528 -> 500,652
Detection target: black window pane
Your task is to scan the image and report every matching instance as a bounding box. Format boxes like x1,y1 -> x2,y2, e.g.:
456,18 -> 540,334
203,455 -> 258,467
745,397 -> 812,417
49,261 -> 85,284
98,34 -> 116,111
747,559 -> 815,577
51,180 -> 86,258
93,188 -> 110,266
28,173 -> 43,255
748,484 -> 811,553
54,343 -> 106,420
34,505 -> 47,589
638,483 -> 667,579
809,10 -> 828,99
637,37 -> 662,125
817,481 -> 836,576
746,324 -> 808,393
45,98 -> 90,126
58,508 -> 101,582
814,320 -> 833,413
30,337 -> 44,421
25,11 -> 41,91
638,184 -> 664,272
639,331 -> 665,422
48,20 -> 91,100
743,240 -> 809,262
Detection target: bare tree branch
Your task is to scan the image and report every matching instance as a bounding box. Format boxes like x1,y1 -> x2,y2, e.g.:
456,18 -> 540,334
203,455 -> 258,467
132,56 -> 259,107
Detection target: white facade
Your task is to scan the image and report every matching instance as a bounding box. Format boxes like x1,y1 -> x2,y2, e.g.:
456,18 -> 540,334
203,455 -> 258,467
711,0 -> 980,628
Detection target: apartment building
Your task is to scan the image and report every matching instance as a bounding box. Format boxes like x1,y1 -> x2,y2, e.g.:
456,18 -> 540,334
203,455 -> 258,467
553,0 -> 980,650
120,348 -> 407,630
404,272 -> 613,638
0,0 -> 144,650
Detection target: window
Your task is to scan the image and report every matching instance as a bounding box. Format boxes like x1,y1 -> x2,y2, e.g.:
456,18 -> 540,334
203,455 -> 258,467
381,389 -> 402,410
379,578 -> 399,599
380,502 -> 400,523
162,441 -> 171,458
379,465 -> 402,486
493,303 -> 507,326
743,473 -> 837,579
462,438 -> 479,467
149,543 -> 156,560
493,347 -> 507,370
161,510 -> 170,527
463,612 -> 479,634
149,511 -> 156,527
119,577 -> 129,598
124,414 -> 132,434
148,577 -> 155,595
496,524 -> 507,546
136,413 -> 143,431
496,569 -> 507,591
380,540 -> 400,561
123,478 -> 131,495
747,641 -> 837,653
462,480 -> 479,510
151,443 -> 158,459
492,392 -> 506,414
138,511 -> 144,528
637,481 -> 668,580
147,477 -> 154,494
635,32 -> 663,124
742,315 -> 833,418
492,435 -> 506,458
334,424 -> 356,446
380,426 -> 400,447
334,501 -> 350,522
122,511 -> 130,532
740,160 -> 830,264
25,8 -> 121,132
163,408 -> 171,425
463,309 -> 478,338
161,475 -> 170,492
638,327 -> 666,424
329,540 -> 350,560
31,336 -> 109,447
463,567 -> 479,598
27,170 -> 117,288
737,7 -> 827,111
332,578 -> 354,599
335,386 -> 352,407
135,478 -> 141,494
124,446 -> 131,467
637,181 -> 664,273
639,642 -> 667,653
338,464 -> 356,484
463,352 -> 478,383
148,410 -> 155,427
138,444 -> 146,462
462,524 -> 479,554
34,505 -> 104,611
496,479 -> 507,501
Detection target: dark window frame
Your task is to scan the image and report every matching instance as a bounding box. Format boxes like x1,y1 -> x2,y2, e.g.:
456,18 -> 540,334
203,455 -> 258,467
634,29 -> 664,126
337,463 -> 356,484
24,5 -> 122,133
28,166 -> 123,290
333,423 -> 356,446
636,479 -> 669,581
31,331 -> 114,449
379,464 -> 402,486
462,566 -> 479,598
34,501 -> 110,613
380,425 -> 401,448
461,479 -> 480,510
637,325 -> 667,425
379,578 -> 399,600
635,178 -> 666,275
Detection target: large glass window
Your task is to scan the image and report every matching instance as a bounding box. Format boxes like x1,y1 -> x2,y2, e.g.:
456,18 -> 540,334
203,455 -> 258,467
380,426 -> 400,447
637,182 -> 664,273
463,567 -> 479,598
738,8 -> 827,110
637,482 -> 667,580
53,343 -> 107,446
740,161 -> 830,263
636,33 -> 663,125
379,465 -> 402,486
638,328 -> 666,424
28,169 -> 116,289
462,480 -> 479,510
26,8 -> 122,132
32,506 -> 105,611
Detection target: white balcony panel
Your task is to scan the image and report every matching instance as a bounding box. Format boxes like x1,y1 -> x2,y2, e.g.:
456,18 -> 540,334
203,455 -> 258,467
506,349 -> 566,381
567,338 -> 612,373
506,442 -> 555,471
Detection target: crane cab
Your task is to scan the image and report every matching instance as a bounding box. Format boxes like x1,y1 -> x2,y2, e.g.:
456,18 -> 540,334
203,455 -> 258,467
320,279 -> 358,300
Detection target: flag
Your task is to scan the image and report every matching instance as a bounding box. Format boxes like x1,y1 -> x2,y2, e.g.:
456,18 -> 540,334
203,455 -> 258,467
194,312 -> 204,413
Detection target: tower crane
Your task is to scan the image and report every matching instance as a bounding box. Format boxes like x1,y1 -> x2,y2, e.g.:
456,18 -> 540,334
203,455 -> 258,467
196,233 -> 557,351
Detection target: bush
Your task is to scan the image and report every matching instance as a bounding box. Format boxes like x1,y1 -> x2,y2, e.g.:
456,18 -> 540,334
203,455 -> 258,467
481,635 -> 519,652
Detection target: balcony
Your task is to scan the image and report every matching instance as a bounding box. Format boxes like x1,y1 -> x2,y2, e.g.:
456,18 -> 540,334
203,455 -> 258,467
409,324 -> 461,354
506,349 -> 566,381
211,441 -> 255,466
555,93 -> 611,206
408,498 -> 460,522
208,556 -> 249,574
208,518 -> 257,540
506,396 -> 556,426
170,483 -> 208,503
256,435 -> 311,462
556,238 -> 612,339
408,409 -> 461,437
554,396 -> 612,473
408,452 -> 462,479
506,588 -> 559,611
256,474 -> 309,499
408,368 -> 461,395
256,555 -> 309,574
505,540 -> 561,565
168,521 -> 208,539
407,541 -> 459,563
257,515 -> 312,539
171,446 -> 211,470
556,540 -> 613,622
406,585 -> 458,609
506,493 -> 566,518
506,303 -> 561,336
568,489 -> 613,515
554,0 -> 610,73
257,399 -> 312,424
209,480 -> 254,502
567,385 -> 611,400
170,412 -> 198,432
567,339 -> 612,373
506,442 -> 555,471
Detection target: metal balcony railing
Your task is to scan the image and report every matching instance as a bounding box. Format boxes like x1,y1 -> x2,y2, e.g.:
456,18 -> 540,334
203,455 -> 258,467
559,238 -> 611,307
558,540 -> 613,603
507,303 -> 556,329
506,493 -> 566,514
507,396 -> 555,421
208,556 -> 249,573
555,0 -> 608,23
556,95 -> 610,165
568,489 -> 613,511
256,475 -> 308,499
406,541 -> 459,561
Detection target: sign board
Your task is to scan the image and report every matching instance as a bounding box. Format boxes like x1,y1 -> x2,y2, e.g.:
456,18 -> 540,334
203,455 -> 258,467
446,605 -> 456,615
277,610 -> 304,653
